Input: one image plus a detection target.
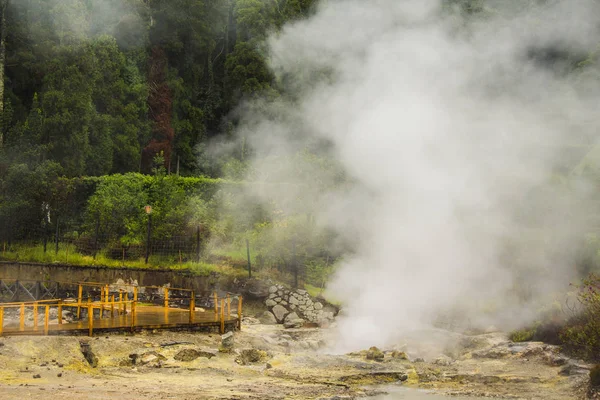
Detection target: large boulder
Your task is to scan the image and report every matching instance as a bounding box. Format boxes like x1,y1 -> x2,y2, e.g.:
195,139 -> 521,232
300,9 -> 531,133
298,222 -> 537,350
272,305 -> 288,323
243,279 -> 271,299
235,349 -> 268,365
366,347 -> 385,361
174,349 -> 215,362
258,311 -> 277,325
219,331 -> 234,353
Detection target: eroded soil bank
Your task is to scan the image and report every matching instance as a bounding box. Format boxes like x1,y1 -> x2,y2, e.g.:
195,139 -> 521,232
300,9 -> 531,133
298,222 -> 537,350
0,322 -> 593,399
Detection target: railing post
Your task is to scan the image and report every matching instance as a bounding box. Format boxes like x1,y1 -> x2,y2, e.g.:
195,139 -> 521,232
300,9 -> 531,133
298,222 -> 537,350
189,291 -> 195,323
213,292 -> 218,314
220,299 -> 225,334
19,303 -> 25,332
227,294 -> 231,317
44,305 -> 49,335
110,295 -> 115,318
0,306 -> 3,336
58,300 -> 63,325
77,284 -> 83,319
88,304 -> 93,337
237,296 -> 243,331
131,301 -> 136,331
133,286 -> 138,302
164,287 -> 169,309
33,302 -> 38,331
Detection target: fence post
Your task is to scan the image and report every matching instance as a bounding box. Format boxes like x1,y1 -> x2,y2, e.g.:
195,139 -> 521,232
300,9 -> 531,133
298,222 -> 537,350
246,238 -> 252,278
144,209 -> 152,264
196,226 -> 201,262
213,292 -> 218,314
227,294 -> 231,316
0,306 -> 3,336
93,214 -> 100,260
55,216 -> 59,254
58,300 -> 63,325
111,295 -> 115,318
164,287 -> 169,309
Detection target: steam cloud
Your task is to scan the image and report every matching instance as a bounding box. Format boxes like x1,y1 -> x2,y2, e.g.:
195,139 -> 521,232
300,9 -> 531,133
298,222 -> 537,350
233,0 -> 600,351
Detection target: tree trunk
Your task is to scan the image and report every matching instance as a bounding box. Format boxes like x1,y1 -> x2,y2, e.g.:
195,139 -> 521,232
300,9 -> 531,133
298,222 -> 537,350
0,0 -> 8,147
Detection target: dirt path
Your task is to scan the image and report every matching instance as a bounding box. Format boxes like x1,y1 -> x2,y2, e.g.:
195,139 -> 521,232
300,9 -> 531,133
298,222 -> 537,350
0,324 -> 592,399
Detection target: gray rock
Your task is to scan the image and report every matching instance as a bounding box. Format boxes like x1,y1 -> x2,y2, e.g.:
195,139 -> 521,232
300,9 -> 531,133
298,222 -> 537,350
284,319 -> 305,329
285,312 -> 300,322
289,304 -> 297,310
274,297 -> 282,303
289,296 -> 299,305
277,290 -> 283,296
297,289 -> 307,295
220,331 -> 234,352
314,302 -> 323,310
236,349 -> 267,365
269,286 -> 278,294
272,305 -> 288,323
265,299 -> 277,307
140,351 -> 166,366
174,349 -> 215,362
258,311 -> 277,325
366,347 -> 384,361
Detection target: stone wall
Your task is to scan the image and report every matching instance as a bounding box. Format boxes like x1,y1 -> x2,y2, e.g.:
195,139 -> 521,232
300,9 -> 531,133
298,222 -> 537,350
264,284 -> 335,328
0,262 -> 211,292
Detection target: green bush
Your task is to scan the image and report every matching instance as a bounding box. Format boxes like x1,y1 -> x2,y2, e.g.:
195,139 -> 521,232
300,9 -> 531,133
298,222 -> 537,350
560,274 -> 600,361
509,328 -> 535,342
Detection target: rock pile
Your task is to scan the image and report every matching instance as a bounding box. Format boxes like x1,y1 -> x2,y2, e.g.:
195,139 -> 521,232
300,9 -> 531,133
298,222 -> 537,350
264,285 -> 335,327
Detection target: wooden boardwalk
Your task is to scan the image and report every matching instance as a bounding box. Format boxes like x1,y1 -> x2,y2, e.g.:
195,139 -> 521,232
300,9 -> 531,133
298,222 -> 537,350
0,279 -> 242,336
1,305 -> 239,336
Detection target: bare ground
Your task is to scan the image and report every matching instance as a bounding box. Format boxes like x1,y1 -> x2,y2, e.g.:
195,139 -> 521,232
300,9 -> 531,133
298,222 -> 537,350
0,323 -> 592,399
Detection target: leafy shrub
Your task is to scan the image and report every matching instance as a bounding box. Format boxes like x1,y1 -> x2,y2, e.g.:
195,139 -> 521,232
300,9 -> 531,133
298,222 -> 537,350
560,274 -> 600,361
509,328 -> 535,342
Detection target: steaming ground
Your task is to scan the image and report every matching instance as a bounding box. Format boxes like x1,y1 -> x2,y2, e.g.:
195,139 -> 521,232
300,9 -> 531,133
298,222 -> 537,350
230,0 -> 600,352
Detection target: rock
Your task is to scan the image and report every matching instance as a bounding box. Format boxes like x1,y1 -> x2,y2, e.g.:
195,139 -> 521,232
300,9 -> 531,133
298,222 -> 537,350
285,312 -> 300,322
560,361 -> 591,376
284,318 -> 305,329
272,305 -> 288,323
244,279 -> 271,299
277,290 -> 283,296
391,351 -> 408,360
274,297 -> 282,303
140,351 -> 166,366
366,347 -> 384,361
472,346 -> 511,359
314,302 -> 323,310
33,374 -> 41,379
281,300 -> 288,306
79,342 -> 98,368
289,296 -> 299,305
297,289 -> 307,295
434,355 -> 452,366
220,331 -> 234,352
242,317 -> 260,325
235,349 -> 267,365
174,349 -> 215,362
269,286 -> 278,294
265,299 -> 277,307
258,311 -> 277,325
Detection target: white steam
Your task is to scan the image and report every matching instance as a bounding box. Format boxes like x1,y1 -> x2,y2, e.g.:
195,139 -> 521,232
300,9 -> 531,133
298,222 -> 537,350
234,0 -> 600,351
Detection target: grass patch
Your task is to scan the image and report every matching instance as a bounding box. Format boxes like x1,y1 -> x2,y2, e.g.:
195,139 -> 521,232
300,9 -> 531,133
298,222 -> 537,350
509,327 -> 536,342
304,283 -> 342,307
0,243 -> 226,276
